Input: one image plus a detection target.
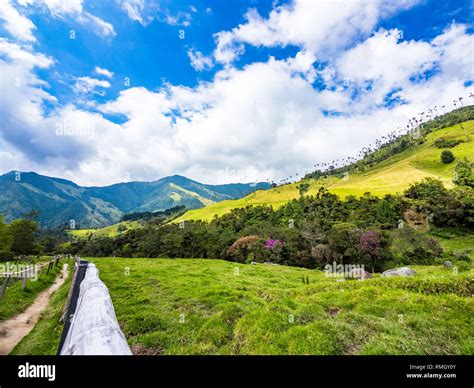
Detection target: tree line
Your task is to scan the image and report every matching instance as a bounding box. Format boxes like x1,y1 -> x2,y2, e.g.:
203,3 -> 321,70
61,178 -> 472,271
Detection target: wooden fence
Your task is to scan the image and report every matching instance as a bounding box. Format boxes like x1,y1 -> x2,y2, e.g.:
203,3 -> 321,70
0,255 -> 64,299
1,255 -> 131,355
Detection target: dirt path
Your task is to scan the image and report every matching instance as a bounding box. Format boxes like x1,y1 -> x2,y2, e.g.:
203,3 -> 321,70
0,264 -> 68,355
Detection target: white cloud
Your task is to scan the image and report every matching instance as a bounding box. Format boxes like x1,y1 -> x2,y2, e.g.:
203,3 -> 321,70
213,30 -> 245,65
330,24 -> 474,112
21,0 -> 84,17
118,0 -> 146,24
337,29 -> 435,83
17,0 -> 115,37
164,12 -> 192,27
0,40 -> 95,170
86,21 -> 471,186
0,38 -> 53,68
213,0 -> 423,64
431,24 -> 474,82
187,49 -> 213,71
1,1 -> 473,187
334,28 -> 438,108
0,0 -> 37,42
94,66 -> 114,79
73,76 -> 111,94
118,0 -> 192,27
78,12 -> 115,37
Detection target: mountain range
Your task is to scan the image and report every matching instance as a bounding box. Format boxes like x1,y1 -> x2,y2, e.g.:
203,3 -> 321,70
0,172 -> 270,228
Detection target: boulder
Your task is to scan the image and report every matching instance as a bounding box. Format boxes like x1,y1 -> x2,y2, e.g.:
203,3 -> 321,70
382,267 -> 417,277
443,261 -> 453,268
347,267 -> 372,280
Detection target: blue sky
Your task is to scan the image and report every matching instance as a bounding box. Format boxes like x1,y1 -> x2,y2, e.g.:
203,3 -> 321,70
31,0 -> 295,105
0,0 -> 473,186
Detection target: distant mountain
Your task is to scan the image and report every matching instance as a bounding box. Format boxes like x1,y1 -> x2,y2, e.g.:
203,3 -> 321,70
0,172 -> 271,228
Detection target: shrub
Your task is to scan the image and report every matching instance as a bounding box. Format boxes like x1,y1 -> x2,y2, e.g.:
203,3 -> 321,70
441,150 -> 455,164
311,244 -> 331,265
327,222 -> 362,264
451,249 -> 471,262
297,183 -> 310,196
434,137 -> 462,148
0,249 -> 13,261
454,158 -> 474,187
389,228 -> 443,265
404,178 -> 447,202
359,230 -> 383,272
226,235 -> 263,263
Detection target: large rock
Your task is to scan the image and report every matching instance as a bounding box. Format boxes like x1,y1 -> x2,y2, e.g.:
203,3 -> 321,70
443,261 -> 453,268
347,267 -> 372,280
382,267 -> 417,277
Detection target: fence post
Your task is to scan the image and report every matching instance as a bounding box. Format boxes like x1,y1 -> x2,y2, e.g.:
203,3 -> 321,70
61,259 -> 79,323
0,276 -> 9,299
21,273 -> 27,290
46,261 -> 52,275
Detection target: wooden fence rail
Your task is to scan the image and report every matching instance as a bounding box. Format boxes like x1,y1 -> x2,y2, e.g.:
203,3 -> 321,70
0,255 -> 64,299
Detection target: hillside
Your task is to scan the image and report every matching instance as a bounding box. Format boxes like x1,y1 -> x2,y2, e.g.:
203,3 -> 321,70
0,173 -> 270,228
178,120 -> 474,222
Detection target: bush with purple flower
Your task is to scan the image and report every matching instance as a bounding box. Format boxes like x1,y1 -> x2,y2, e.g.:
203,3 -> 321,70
265,239 -> 284,249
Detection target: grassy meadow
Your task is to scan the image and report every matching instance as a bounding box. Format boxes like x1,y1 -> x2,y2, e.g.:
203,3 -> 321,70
13,255 -> 473,355
69,220 -> 142,239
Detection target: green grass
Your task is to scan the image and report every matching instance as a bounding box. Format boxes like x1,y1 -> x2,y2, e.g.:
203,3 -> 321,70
174,178 -> 326,222
12,254 -> 474,355
11,268 -> 72,355
439,235 -> 474,252
69,220 -> 142,239
23,257 -> 464,355
430,230 -> 474,253
0,261 -> 63,321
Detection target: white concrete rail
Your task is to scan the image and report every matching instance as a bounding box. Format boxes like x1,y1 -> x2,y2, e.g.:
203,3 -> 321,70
60,263 -> 132,355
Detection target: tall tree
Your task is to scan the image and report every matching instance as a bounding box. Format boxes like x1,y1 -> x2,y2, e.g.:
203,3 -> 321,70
10,219 -> 38,256
0,215 -> 12,255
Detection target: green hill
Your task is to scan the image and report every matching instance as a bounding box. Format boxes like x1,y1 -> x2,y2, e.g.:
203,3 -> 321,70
178,120 -> 473,222
0,173 -> 270,228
